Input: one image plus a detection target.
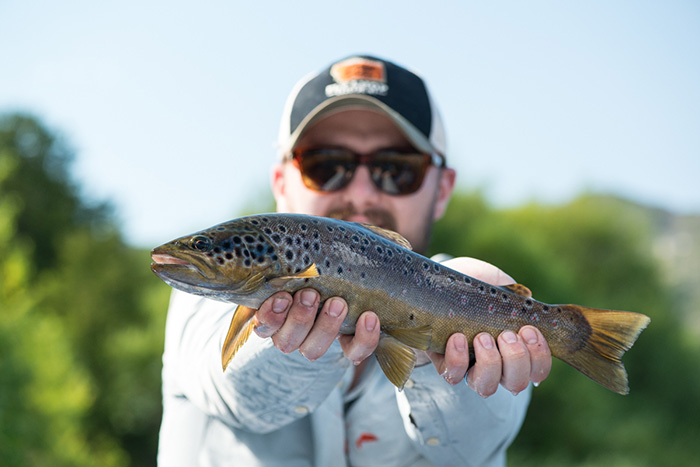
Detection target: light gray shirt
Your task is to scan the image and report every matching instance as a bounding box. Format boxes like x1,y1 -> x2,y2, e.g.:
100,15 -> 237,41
158,290 -> 531,467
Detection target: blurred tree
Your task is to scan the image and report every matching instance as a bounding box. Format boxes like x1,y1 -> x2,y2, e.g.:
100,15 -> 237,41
0,113 -> 169,466
430,191 -> 700,466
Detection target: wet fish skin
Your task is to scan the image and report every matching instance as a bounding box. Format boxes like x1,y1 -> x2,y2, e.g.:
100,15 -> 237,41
151,213 -> 650,394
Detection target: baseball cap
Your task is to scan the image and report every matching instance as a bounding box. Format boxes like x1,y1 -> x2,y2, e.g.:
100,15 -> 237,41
277,55 -> 446,160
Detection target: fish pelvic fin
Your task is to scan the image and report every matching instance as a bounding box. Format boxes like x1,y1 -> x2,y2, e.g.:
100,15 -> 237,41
556,305 -> 650,395
375,334 -> 416,390
221,305 -> 257,371
384,325 -> 432,351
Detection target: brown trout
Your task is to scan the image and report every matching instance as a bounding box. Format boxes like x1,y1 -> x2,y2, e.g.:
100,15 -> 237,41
151,213 -> 650,394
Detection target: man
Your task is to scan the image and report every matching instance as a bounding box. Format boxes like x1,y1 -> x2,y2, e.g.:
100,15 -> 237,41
158,55 -> 551,466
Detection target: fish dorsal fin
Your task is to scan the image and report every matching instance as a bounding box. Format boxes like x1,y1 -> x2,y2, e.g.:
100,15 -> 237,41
384,325 -> 432,351
375,334 -> 416,390
268,263 -> 320,288
221,305 -> 257,371
360,224 -> 412,250
503,283 -> 533,298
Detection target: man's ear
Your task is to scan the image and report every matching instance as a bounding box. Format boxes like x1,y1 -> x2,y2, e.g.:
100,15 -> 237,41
433,167 -> 456,221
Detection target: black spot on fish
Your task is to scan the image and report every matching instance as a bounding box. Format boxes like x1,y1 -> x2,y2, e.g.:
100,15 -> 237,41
285,237 -> 293,246
338,226 -> 346,232
313,231 -> 319,239
264,228 -> 272,235
267,246 -> 275,254
303,254 -> 310,265
478,285 -> 485,292
278,225 -> 287,233
433,264 -> 440,273
244,235 -> 255,243
217,257 -> 224,265
360,272 -> 366,279
464,277 -> 471,284
542,305 -> 550,313
376,246 -> 384,254
422,262 -> 429,270
300,224 -> 308,231
285,250 -> 294,260
244,259 -> 251,266
262,217 -> 270,223
243,249 -> 250,258
256,244 -> 264,253
525,299 -> 533,308
251,220 -> 259,226
271,234 -> 281,243
222,240 -> 232,251
490,287 -> 497,296
327,226 -> 334,232
337,266 -> 343,274
352,235 -> 360,243
225,253 -> 233,260
271,254 -> 278,261
409,313 -> 414,320
213,247 -> 221,254
233,236 -> 242,244
313,243 -> 321,252
303,241 -> 310,249
257,256 -> 265,263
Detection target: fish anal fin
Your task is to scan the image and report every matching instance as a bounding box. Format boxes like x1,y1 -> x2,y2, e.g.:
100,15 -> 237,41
221,305 -> 257,371
375,334 -> 416,390
384,325 -> 432,351
360,224 -> 412,250
503,283 -> 532,298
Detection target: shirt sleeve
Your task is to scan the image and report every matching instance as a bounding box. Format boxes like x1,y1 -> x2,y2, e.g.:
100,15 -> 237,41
162,290 -> 352,434
396,364 -> 532,467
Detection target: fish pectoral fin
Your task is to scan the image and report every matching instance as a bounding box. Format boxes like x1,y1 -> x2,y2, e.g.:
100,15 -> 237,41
502,283 -> 533,298
236,272 -> 267,294
221,305 -> 257,371
384,325 -> 432,351
359,224 -> 413,250
375,334 -> 416,390
268,263 -> 320,287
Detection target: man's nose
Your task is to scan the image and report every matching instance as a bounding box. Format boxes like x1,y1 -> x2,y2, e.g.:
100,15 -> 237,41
341,165 -> 381,204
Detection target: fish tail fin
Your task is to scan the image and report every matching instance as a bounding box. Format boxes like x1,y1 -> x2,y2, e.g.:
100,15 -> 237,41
555,305 -> 650,395
221,305 -> 257,371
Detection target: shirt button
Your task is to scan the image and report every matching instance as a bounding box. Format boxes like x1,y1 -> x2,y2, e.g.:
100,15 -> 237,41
426,437 -> 440,446
294,406 -> 309,415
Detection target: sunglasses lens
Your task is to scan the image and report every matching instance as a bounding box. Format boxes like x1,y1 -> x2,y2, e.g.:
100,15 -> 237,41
292,149 -> 436,195
369,152 -> 430,195
295,149 -> 356,192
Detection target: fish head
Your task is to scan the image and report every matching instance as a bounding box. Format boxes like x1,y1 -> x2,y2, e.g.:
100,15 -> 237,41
150,220 -> 281,302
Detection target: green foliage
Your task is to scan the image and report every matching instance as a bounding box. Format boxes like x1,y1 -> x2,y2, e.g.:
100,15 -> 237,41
430,191 -> 700,466
1,113 -> 169,466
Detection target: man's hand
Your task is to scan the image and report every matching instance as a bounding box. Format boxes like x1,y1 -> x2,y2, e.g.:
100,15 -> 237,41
425,257 -> 552,396
252,256 -> 551,397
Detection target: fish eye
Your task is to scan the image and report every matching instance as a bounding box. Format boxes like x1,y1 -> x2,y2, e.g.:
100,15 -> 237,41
190,235 -> 212,252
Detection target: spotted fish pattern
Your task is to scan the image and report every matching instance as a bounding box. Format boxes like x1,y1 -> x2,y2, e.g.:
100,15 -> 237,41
151,213 -> 650,394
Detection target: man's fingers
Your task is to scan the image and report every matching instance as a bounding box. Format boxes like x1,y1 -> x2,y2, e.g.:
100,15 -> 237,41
466,333 -> 502,397
271,289 -> 319,353
299,298 -> 348,361
253,292 -> 292,338
519,326 -> 551,384
498,330 -> 531,395
338,311 -> 380,364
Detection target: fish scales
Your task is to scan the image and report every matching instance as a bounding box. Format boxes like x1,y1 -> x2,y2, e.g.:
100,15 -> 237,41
151,213 -> 650,394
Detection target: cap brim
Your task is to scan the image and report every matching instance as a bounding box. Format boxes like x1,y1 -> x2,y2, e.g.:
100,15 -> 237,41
279,95 -> 438,157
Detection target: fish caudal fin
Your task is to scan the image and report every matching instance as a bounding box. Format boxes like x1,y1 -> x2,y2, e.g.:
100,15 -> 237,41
221,305 -> 257,371
556,305 -> 650,395
375,334 -> 416,390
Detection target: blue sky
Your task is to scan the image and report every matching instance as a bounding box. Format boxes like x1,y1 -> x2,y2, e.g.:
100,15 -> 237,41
1,1 -> 698,247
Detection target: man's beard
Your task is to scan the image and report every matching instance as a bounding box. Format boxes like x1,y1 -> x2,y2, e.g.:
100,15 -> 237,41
324,204 -> 434,255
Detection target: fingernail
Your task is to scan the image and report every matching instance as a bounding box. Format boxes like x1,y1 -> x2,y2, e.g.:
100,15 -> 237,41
502,331 -> 517,344
273,297 -> 289,313
479,334 -> 494,349
454,334 -> 467,351
328,299 -> 344,318
301,290 -> 316,307
521,327 -> 538,345
365,314 -> 377,332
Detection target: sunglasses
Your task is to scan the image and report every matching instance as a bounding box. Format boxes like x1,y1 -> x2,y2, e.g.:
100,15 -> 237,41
288,147 -> 446,196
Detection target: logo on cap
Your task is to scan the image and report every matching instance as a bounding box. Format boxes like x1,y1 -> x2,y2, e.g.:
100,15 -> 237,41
326,57 -> 389,98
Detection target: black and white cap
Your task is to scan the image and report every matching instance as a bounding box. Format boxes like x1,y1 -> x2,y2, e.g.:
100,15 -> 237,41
277,55 -> 446,159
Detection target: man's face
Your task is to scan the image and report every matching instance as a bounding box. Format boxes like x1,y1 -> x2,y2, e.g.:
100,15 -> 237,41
272,109 -> 455,254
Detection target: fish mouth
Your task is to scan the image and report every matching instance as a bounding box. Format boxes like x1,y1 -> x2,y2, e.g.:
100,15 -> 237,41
150,248 -> 216,280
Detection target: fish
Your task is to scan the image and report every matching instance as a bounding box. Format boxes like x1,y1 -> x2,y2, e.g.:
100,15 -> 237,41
151,213 -> 650,394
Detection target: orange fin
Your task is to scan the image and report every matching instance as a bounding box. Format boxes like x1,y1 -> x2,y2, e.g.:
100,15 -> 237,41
221,305 -> 257,371
360,224 -> 413,250
384,325 -> 432,351
503,283 -> 532,298
375,334 -> 416,390
553,305 -> 650,395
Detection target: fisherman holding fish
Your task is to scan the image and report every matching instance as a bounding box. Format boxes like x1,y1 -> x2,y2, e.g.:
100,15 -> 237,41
157,55 -> 555,466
